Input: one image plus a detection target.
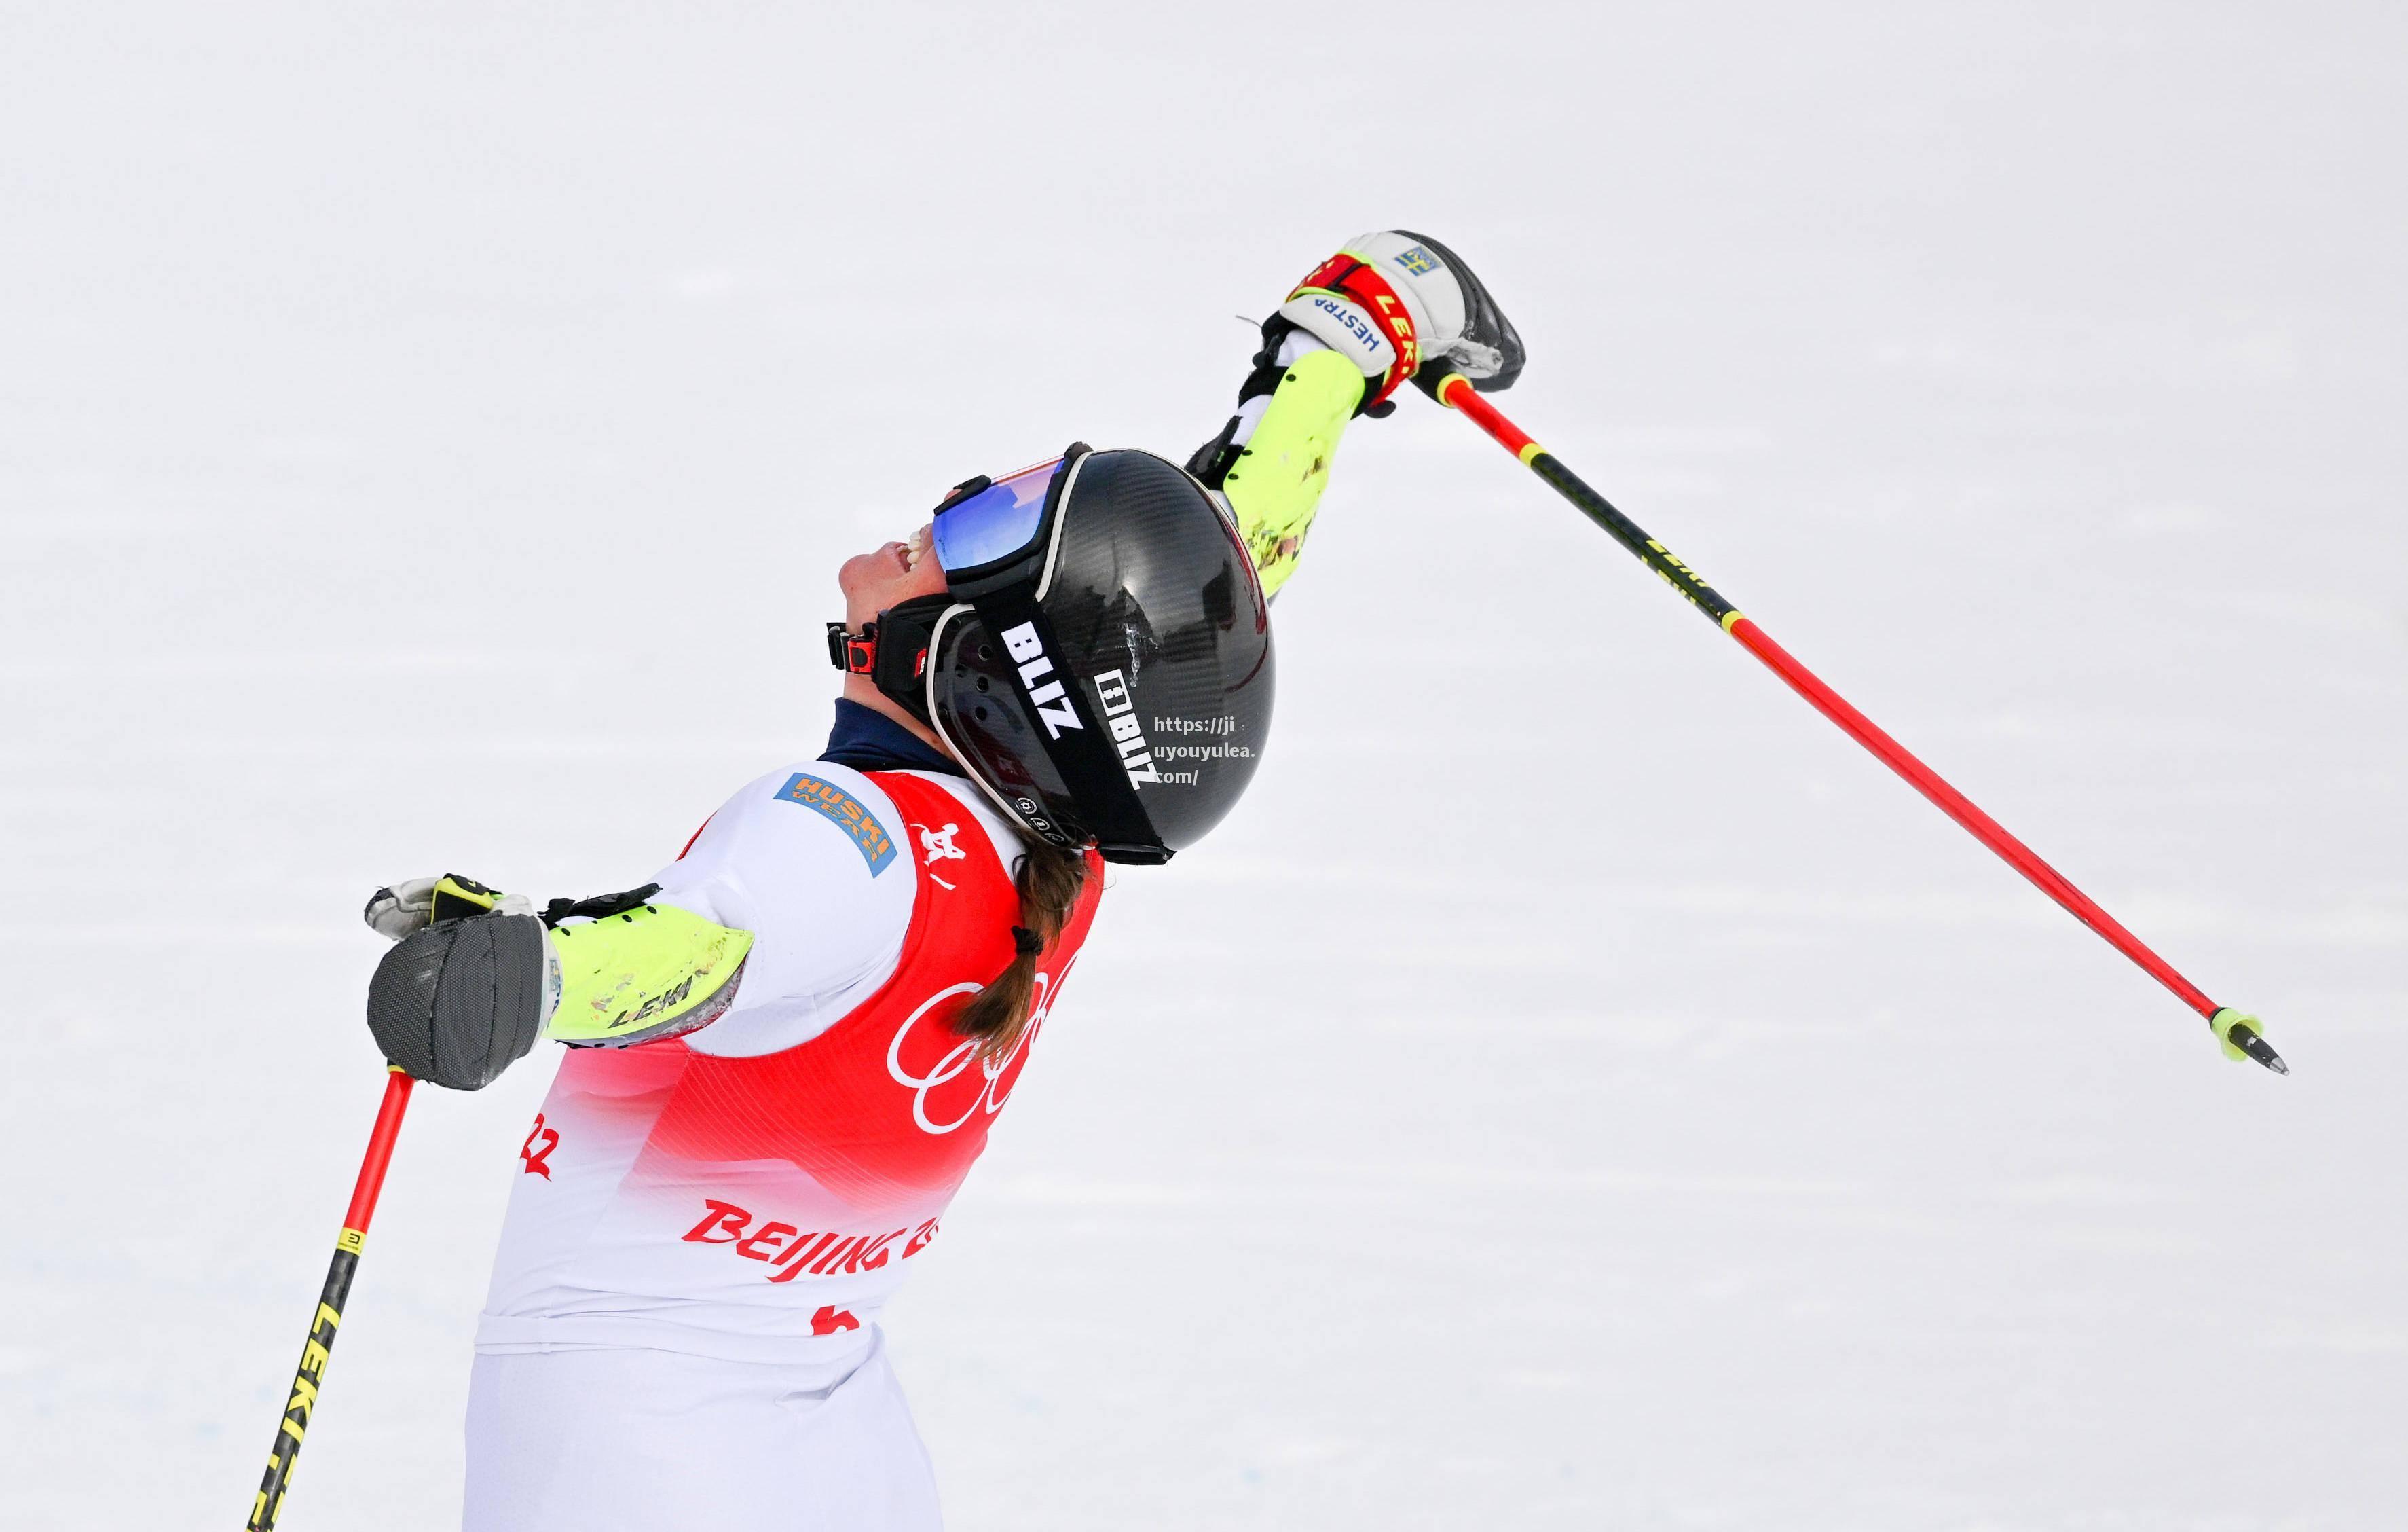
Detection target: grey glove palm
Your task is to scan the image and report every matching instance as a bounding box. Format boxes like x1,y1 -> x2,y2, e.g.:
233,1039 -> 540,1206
361,872 -> 551,1091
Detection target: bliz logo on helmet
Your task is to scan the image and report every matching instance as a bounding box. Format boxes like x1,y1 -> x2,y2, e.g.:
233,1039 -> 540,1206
999,622 -> 1083,740
1392,243 -> 1440,276
1090,669 -> 1162,786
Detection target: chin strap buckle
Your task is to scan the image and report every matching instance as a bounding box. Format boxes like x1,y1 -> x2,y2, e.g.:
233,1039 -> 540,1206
827,621 -> 878,676
830,596 -> 949,714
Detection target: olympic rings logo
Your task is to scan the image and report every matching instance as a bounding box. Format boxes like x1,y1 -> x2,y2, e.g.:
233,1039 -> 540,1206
884,958 -> 1075,1135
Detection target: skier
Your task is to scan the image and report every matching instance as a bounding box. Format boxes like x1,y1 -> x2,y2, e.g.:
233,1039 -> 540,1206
356,231 -> 1522,1530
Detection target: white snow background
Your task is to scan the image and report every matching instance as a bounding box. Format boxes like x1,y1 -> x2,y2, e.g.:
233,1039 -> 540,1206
3,4 -> 2403,1528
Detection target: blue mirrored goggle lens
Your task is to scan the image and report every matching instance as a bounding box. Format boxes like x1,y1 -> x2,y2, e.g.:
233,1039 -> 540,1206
931,458 -> 1063,572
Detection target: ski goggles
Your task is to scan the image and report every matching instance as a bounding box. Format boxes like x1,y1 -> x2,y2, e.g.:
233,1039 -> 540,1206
826,445 -> 1089,683
929,453 -> 1077,585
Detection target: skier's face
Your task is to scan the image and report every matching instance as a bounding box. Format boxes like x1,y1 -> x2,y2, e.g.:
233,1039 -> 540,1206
838,522 -> 946,625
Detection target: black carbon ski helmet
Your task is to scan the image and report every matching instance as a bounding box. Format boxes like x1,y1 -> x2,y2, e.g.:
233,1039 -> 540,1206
829,445 -> 1274,865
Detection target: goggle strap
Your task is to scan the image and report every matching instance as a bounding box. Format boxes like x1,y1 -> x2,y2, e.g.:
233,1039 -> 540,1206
964,587 -> 1163,860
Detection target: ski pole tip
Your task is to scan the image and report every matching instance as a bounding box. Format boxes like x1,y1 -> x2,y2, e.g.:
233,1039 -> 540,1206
2210,1007 -> 2287,1075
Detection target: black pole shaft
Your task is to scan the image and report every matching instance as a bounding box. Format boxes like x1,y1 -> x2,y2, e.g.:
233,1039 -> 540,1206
1529,456 -> 1741,627
244,1068 -> 412,1529
1418,370 -> 1741,627
247,1243 -> 360,1530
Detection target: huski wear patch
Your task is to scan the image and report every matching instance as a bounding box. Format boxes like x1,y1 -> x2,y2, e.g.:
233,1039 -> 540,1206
773,773 -> 897,874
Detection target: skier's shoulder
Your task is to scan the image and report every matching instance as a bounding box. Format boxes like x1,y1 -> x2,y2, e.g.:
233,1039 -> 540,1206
688,759 -> 916,892
659,754 -> 1032,941
871,769 -> 1033,880
649,761 -> 1028,1059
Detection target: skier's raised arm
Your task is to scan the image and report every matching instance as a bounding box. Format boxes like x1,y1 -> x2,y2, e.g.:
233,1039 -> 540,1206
1189,230 -> 1526,596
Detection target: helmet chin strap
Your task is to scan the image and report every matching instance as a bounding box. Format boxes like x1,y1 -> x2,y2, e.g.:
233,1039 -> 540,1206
826,593 -> 958,726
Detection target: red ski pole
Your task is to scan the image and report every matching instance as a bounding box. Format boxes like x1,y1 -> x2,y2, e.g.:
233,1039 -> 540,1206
1419,368 -> 2284,1074
246,1066 -> 417,1530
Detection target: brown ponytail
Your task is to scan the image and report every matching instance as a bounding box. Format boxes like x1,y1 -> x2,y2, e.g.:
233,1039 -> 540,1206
953,835 -> 1088,1058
